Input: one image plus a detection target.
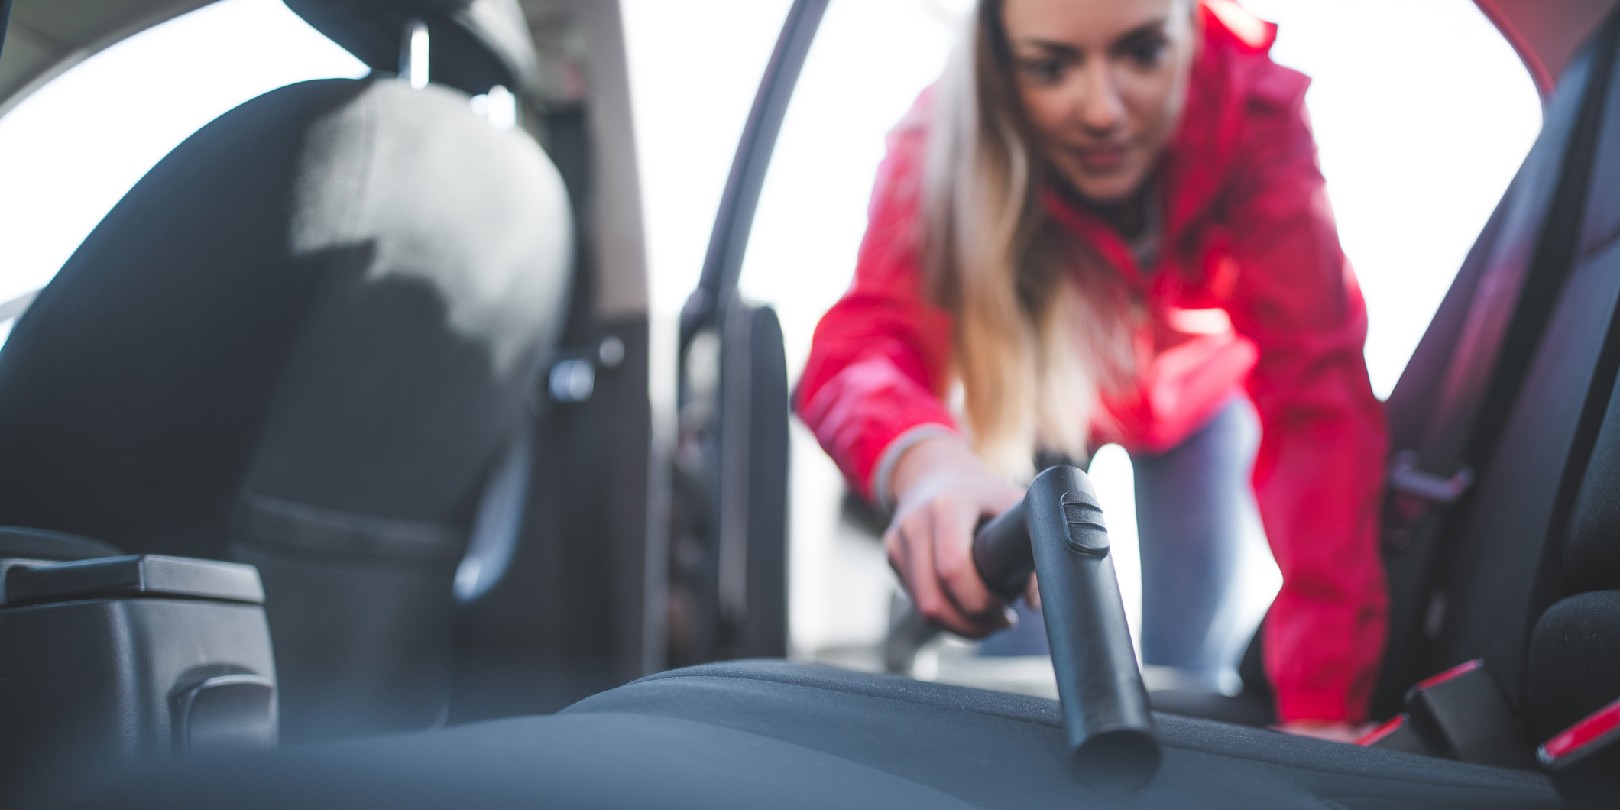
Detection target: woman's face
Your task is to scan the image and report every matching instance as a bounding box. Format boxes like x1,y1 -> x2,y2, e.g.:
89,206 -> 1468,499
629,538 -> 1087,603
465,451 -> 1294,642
1000,0 -> 1196,207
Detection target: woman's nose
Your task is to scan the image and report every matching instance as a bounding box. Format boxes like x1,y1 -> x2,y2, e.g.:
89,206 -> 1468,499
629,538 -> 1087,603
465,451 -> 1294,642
1073,66 -> 1126,133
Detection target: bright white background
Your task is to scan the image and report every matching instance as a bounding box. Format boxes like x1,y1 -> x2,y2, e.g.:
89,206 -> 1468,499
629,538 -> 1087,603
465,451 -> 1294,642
0,1 -> 364,322
0,0 -> 1543,665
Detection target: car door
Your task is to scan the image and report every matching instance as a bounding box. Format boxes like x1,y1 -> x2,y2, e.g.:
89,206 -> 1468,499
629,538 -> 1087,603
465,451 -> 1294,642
663,0 -> 828,666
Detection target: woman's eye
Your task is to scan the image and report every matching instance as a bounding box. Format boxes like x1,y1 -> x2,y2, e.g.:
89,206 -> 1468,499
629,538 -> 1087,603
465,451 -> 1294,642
1123,37 -> 1168,68
1019,57 -> 1066,84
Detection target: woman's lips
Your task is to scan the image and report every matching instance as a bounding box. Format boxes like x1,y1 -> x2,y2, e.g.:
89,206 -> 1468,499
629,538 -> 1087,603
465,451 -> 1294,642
1072,144 -> 1130,172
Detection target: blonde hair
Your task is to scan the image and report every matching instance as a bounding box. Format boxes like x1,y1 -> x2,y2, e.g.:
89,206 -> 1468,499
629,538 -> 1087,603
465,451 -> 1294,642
920,1 -> 1139,476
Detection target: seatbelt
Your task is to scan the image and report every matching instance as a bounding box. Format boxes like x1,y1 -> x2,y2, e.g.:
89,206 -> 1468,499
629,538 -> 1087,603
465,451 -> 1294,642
1377,13 -> 1620,714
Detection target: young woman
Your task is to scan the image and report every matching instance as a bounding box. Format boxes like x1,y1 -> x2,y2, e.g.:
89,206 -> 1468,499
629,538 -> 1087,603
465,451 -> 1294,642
795,0 -> 1388,738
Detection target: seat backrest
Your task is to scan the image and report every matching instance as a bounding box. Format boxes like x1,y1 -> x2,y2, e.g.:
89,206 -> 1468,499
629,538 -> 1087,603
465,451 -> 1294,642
1398,8 -> 1620,736
1523,11 -> 1620,742
0,0 -> 571,743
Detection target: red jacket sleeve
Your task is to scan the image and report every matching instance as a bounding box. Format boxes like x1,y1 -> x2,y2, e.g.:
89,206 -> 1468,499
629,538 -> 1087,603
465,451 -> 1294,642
794,120 -> 961,502
1222,76 -> 1389,723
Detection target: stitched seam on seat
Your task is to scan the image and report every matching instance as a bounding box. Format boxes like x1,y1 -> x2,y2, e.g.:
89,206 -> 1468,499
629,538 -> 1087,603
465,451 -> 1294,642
236,492 -> 461,559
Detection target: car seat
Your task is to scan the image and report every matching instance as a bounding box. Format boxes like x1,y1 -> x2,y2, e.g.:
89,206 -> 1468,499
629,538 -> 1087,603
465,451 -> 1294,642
0,0 -> 571,745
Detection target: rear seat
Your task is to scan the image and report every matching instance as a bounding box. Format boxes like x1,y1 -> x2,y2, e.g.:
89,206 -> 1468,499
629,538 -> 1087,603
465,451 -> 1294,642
1400,6 -> 1620,725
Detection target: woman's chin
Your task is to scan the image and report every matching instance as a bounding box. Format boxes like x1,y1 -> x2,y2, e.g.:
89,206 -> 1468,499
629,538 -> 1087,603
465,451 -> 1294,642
1056,168 -> 1147,210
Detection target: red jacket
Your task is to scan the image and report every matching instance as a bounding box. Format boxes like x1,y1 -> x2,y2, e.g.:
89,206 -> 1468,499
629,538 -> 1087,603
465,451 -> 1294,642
795,1 -> 1389,723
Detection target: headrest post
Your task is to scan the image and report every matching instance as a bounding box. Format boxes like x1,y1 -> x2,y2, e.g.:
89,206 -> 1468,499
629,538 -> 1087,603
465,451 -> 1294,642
287,0 -> 541,99
401,19 -> 430,89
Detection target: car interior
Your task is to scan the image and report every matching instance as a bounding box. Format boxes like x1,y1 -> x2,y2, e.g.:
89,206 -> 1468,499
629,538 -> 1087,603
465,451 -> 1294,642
0,0 -> 1618,807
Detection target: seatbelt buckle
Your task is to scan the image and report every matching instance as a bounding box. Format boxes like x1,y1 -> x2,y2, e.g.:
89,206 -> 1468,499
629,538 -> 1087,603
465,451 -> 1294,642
1537,697 -> 1620,810
1356,713 -> 1434,755
1388,451 -> 1475,504
1401,659 -> 1535,768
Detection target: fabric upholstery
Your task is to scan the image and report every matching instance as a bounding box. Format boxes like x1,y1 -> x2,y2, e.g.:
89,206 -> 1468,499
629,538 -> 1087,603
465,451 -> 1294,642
561,663 -> 1557,808
1528,592 -> 1620,741
49,661 -> 1560,809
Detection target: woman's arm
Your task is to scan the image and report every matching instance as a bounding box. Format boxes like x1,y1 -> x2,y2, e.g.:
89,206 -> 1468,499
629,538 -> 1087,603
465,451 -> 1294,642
1222,80 -> 1390,725
794,119 -> 959,503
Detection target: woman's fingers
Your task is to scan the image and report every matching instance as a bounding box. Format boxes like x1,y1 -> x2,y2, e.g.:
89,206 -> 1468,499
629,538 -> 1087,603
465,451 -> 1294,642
883,440 -> 1025,639
887,501 -> 1009,638
932,501 -> 1000,619
890,509 -> 967,635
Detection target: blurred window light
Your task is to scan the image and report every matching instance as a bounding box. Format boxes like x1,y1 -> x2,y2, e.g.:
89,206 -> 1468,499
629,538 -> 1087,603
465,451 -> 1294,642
0,0 -> 364,344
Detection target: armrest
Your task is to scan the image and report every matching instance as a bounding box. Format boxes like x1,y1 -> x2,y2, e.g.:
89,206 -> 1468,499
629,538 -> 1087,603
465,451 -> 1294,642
0,547 -> 278,803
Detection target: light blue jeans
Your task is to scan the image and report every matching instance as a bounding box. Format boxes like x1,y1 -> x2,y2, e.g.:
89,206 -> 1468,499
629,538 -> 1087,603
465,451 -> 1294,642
981,397 -> 1268,688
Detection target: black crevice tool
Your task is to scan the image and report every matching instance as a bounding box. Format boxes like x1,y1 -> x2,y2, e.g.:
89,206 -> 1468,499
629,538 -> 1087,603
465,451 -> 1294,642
972,465 -> 1160,792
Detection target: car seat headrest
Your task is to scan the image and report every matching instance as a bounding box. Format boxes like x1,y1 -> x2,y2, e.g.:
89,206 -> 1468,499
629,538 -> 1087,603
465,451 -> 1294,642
284,0 -> 541,100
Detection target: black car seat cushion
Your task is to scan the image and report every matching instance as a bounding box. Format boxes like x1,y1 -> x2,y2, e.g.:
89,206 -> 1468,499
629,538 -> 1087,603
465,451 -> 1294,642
556,662 -> 1559,809
1528,591 -> 1620,742
54,660 -> 1559,809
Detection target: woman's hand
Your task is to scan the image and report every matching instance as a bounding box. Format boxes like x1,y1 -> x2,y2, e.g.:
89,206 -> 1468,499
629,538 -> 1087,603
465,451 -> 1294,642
885,436 -> 1026,638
